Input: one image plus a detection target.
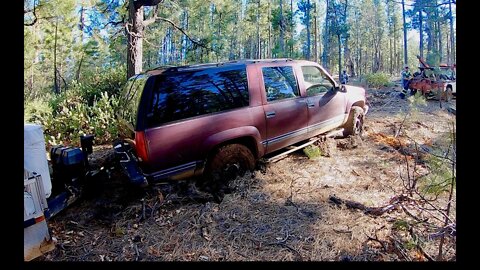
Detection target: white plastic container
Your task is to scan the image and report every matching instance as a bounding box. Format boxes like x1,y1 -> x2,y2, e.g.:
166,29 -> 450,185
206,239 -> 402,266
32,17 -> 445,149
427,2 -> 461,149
24,124 -> 52,198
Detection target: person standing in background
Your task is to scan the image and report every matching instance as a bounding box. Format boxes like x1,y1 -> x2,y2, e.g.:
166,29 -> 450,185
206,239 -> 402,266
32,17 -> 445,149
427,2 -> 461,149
400,66 -> 412,99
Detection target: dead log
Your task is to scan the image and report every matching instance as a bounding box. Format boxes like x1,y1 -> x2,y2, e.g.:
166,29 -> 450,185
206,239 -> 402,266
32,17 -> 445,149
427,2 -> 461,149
328,194 -> 409,217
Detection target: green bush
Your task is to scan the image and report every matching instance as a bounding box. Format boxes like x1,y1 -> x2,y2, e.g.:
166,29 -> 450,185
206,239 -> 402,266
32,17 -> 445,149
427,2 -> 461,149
89,92 -> 120,144
24,98 -> 52,123
75,65 -> 126,106
303,145 -> 322,159
363,73 -> 393,89
25,66 -> 125,147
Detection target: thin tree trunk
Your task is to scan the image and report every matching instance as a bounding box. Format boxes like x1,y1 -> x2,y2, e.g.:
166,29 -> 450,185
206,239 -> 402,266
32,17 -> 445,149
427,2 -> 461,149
75,54 -> 84,81
389,37 -> 393,74
323,0 -> 330,68
449,0 -> 455,64
306,0 -> 311,60
314,3 -> 318,62
53,17 -> 59,94
401,0 -> 408,66
268,1 -> 272,58
393,14 -> 398,72
338,34 -> 341,74
419,9 -> 424,59
446,30 -> 450,65
438,20 -> 443,62
279,0 -> 285,56
256,0 -> 260,59
290,0 -> 294,56
76,5 -> 85,81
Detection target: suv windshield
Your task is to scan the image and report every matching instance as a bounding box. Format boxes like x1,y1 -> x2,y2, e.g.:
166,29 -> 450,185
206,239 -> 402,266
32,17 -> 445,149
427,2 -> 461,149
117,74 -> 150,137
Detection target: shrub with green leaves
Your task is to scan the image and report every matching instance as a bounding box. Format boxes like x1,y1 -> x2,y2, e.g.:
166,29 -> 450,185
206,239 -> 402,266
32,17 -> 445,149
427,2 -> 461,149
24,98 -> 52,123
303,145 -> 322,159
363,73 -> 393,89
24,66 -> 125,147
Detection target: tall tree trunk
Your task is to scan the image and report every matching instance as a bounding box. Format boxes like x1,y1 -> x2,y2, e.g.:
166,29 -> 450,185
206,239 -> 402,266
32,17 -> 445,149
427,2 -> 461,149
306,0 -> 311,60
290,0 -> 294,56
268,1 -> 272,58
322,0 -> 330,69
279,0 -> 285,56
355,10 -> 360,76
438,20 -> 443,62
127,0 -> 144,78
401,0 -> 408,66
76,54 -> 84,81
76,5 -> 85,81
446,30 -> 450,65
53,17 -> 59,94
449,0 -> 455,64
389,37 -> 393,74
419,9 -> 424,59
256,0 -> 261,59
343,0 -> 353,76
314,3 -> 318,62
338,34 -> 341,75
393,14 -> 398,72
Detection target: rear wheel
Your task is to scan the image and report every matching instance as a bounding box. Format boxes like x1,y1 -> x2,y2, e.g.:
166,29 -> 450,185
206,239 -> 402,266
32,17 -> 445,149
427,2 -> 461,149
203,144 -> 255,202
343,106 -> 365,137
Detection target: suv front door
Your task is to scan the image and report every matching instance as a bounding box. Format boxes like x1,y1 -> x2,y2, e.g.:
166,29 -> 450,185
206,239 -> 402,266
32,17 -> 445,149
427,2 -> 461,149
260,65 -> 309,153
300,65 -> 347,136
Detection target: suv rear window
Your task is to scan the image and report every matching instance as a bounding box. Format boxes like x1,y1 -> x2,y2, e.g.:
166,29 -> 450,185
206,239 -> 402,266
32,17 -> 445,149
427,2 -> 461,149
147,65 -> 249,127
117,74 -> 150,136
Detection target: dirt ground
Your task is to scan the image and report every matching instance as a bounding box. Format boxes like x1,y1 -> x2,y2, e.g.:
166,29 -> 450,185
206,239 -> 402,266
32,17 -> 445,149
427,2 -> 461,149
38,82 -> 456,261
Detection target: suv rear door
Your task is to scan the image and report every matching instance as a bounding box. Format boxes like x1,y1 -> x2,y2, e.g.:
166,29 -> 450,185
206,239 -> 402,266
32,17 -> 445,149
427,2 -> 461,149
299,65 -> 347,136
259,64 -> 309,153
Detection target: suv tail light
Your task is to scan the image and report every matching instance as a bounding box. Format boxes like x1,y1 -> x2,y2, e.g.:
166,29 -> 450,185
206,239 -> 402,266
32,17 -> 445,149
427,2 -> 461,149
135,131 -> 149,162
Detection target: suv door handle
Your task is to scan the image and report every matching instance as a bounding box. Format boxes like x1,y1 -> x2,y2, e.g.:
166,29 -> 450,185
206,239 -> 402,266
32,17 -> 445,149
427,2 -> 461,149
307,102 -> 315,108
266,111 -> 276,118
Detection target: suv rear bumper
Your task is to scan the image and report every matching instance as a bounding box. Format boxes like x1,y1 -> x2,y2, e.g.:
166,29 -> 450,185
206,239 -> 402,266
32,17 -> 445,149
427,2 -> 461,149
113,140 -> 205,185
113,141 -> 148,187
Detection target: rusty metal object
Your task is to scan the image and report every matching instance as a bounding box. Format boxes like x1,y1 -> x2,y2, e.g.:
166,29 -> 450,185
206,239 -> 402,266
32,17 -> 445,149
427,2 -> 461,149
409,56 -> 452,100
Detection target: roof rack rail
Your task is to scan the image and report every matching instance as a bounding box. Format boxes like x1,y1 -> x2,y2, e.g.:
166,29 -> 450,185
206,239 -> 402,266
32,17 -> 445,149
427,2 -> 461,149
146,65 -> 178,72
248,58 -> 293,63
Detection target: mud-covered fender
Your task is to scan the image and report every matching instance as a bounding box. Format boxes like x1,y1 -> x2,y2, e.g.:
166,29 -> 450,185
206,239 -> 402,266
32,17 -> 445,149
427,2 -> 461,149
344,85 -> 368,115
200,126 -> 264,158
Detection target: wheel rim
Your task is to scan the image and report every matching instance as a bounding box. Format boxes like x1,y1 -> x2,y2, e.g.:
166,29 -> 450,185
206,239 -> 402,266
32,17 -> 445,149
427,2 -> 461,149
354,115 -> 364,136
222,162 -> 241,180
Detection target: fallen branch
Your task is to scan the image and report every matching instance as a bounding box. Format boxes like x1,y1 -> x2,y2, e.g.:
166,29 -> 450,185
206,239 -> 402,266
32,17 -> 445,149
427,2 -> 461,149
328,194 -> 409,217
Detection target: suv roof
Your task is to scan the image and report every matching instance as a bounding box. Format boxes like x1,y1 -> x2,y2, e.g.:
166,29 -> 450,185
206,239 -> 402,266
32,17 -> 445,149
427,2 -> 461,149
145,58 -> 297,75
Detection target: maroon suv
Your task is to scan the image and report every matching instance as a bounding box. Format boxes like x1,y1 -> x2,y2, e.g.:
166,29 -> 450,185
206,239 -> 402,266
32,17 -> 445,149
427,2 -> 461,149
114,59 -> 368,188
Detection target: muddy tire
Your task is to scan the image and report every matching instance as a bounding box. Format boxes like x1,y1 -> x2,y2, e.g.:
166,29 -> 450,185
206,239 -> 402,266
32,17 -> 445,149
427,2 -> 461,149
343,106 -> 365,137
203,144 -> 255,202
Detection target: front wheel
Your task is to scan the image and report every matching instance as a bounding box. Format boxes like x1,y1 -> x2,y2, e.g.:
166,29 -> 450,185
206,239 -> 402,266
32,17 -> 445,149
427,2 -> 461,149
203,144 -> 256,201
343,106 -> 365,137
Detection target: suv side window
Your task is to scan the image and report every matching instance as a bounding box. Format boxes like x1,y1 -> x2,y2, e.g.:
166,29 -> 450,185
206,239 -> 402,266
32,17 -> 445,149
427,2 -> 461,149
147,66 -> 249,127
301,66 -> 334,96
262,66 -> 299,102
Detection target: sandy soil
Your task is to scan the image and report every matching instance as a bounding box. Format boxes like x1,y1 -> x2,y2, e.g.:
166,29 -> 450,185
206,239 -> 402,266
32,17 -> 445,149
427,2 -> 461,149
38,84 -> 456,261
